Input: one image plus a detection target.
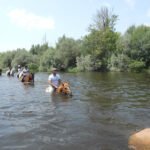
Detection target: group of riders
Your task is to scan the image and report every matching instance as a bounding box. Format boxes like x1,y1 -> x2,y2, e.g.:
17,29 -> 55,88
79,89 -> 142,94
1,66 -> 72,95
0,66 -> 71,95
5,65 -> 34,83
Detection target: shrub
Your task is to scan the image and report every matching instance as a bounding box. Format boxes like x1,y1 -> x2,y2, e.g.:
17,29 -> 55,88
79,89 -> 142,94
109,54 -> 130,71
67,67 -> 79,73
128,60 -> 145,72
76,55 -> 93,71
28,63 -> 39,73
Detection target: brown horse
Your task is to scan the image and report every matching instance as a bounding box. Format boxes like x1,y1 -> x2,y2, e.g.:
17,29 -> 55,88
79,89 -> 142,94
128,128 -> 150,150
21,73 -> 34,84
56,82 -> 72,96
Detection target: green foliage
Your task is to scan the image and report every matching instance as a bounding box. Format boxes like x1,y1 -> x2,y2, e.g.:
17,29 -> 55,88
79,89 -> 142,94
76,55 -> 93,71
109,54 -> 130,71
125,25 -> 150,67
11,49 -> 33,67
81,7 -> 118,71
54,35 -> 81,69
128,60 -> 145,72
39,48 -> 55,72
28,63 -> 39,73
1,51 -> 16,67
89,7 -> 118,31
67,67 -> 79,73
30,43 -> 49,55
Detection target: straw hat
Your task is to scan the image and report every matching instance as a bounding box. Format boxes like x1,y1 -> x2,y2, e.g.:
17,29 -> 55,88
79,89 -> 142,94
51,67 -> 58,71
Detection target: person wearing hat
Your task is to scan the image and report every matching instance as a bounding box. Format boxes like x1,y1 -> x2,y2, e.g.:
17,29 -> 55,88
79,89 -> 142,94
17,65 -> 22,78
48,68 -> 61,91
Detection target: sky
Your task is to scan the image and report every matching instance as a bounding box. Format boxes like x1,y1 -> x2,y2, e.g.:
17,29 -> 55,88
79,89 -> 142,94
0,0 -> 150,52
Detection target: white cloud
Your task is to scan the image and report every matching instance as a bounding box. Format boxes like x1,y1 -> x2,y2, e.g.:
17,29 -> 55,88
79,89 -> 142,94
8,9 -> 55,30
124,0 -> 136,8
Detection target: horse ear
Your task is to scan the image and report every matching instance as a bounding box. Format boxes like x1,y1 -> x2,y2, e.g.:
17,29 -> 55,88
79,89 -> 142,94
64,81 -> 69,84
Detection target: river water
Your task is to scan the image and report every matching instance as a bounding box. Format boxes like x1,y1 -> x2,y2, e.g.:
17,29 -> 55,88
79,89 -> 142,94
0,72 -> 149,150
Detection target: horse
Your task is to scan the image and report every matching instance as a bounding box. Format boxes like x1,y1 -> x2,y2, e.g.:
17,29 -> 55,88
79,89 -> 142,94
128,128 -> 150,150
56,82 -> 72,96
45,82 -> 72,96
20,73 -> 34,85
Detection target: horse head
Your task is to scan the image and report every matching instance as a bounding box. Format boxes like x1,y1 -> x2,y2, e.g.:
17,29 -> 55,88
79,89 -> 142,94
23,73 -> 34,83
57,82 -> 72,96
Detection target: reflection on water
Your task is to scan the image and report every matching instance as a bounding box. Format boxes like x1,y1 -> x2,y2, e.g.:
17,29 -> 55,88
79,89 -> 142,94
0,72 -> 149,150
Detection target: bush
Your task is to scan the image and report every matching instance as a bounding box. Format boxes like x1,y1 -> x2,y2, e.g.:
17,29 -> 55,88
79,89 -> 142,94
76,55 -> 93,71
28,63 -> 39,73
67,67 -> 79,73
128,60 -> 145,72
108,54 -> 130,71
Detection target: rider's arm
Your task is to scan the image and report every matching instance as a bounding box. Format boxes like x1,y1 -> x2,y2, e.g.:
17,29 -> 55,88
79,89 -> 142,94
48,80 -> 57,89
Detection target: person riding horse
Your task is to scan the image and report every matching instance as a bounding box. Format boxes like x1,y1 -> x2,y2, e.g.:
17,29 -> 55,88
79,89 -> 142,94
19,65 -> 34,84
48,68 -> 61,92
17,65 -> 22,78
47,68 -> 72,95
6,66 -> 15,76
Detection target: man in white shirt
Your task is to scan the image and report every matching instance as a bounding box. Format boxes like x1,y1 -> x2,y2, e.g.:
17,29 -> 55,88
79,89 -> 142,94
17,65 -> 22,78
48,68 -> 61,91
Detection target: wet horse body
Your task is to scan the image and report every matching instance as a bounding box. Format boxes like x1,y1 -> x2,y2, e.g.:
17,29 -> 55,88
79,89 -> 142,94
46,82 -> 72,96
20,73 -> 34,85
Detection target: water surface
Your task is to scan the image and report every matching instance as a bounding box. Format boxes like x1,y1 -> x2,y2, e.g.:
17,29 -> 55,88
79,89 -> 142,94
0,72 -> 149,150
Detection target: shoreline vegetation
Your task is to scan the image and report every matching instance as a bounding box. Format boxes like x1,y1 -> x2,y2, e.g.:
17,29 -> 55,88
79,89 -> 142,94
0,7 -> 150,74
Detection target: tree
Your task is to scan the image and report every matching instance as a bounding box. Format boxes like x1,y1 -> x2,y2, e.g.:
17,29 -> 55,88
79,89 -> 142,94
39,47 -> 55,71
125,25 -> 150,68
54,35 -> 81,69
1,51 -> 16,67
11,49 -> 33,67
89,7 -> 118,31
81,7 -> 118,71
30,43 -> 49,55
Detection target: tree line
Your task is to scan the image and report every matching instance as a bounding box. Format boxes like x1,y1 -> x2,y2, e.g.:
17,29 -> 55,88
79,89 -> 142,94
0,7 -> 150,73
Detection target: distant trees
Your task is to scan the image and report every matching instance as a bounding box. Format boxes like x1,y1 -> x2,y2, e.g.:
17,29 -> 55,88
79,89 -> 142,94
30,43 -> 49,55
0,7 -> 150,73
0,48 -> 39,72
113,25 -> 150,72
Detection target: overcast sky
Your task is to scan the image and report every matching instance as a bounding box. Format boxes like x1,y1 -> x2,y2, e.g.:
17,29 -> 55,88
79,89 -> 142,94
0,0 -> 150,52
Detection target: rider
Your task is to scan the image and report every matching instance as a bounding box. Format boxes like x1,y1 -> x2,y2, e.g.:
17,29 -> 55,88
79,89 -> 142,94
48,68 -> 61,91
6,66 -> 15,76
22,65 -> 29,76
17,65 -> 22,78
19,65 -> 30,81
